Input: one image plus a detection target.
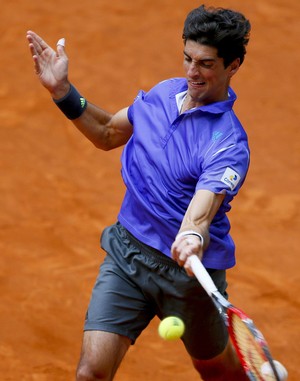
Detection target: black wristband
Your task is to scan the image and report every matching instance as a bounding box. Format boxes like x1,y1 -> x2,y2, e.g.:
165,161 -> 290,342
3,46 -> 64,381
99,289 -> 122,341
53,84 -> 87,120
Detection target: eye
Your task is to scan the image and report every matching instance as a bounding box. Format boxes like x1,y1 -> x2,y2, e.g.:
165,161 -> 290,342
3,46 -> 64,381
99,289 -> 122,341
200,60 -> 214,68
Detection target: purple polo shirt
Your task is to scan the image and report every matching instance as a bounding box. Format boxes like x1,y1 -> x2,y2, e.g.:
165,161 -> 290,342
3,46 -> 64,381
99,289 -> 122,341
118,78 -> 250,269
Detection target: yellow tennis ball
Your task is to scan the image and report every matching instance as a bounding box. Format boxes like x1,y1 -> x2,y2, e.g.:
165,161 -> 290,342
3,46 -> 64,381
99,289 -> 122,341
158,316 -> 185,341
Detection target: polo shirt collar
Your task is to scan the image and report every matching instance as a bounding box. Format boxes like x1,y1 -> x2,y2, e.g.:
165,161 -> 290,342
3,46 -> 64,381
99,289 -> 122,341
172,79 -> 236,115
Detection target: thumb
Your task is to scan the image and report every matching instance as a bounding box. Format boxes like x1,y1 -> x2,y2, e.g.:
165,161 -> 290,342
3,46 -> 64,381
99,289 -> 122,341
56,38 -> 66,55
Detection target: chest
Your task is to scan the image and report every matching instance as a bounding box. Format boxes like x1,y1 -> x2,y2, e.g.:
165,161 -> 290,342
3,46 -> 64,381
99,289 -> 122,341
131,106 -> 225,187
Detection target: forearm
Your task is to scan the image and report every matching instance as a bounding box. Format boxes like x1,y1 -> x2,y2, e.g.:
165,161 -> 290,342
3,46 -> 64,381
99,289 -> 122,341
171,190 -> 225,271
178,190 -> 224,251
26,32 -> 132,151
72,102 -> 114,150
52,84 -> 132,150
52,83 -> 113,148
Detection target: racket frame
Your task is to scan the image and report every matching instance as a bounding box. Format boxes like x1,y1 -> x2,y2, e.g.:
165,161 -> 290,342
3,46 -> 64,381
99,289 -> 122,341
189,254 -> 280,381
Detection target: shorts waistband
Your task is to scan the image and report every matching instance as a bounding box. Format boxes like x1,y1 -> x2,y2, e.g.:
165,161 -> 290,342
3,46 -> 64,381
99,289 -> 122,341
122,225 -> 180,268
119,223 -> 218,274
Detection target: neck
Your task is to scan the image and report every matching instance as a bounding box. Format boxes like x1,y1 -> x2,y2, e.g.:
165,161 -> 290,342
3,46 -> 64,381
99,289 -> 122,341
181,89 -> 230,112
180,94 -> 198,113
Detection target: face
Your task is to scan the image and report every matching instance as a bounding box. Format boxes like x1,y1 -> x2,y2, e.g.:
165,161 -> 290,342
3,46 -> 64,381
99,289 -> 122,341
183,40 -> 240,106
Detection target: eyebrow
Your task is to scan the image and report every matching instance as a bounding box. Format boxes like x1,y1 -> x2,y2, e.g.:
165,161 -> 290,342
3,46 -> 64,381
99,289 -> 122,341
183,51 -> 216,63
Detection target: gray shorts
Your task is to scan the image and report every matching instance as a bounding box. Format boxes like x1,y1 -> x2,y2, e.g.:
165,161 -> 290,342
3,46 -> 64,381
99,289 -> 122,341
84,222 -> 229,359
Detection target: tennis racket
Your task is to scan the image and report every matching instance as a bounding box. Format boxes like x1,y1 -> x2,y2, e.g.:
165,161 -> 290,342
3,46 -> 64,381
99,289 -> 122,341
189,254 -> 281,381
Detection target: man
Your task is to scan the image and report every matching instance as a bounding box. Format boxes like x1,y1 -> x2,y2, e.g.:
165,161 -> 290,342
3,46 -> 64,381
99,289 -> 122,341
27,5 -> 253,380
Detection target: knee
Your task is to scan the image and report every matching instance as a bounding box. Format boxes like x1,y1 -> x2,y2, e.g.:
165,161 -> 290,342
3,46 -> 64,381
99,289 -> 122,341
192,358 -> 224,380
191,342 -> 248,381
76,363 -> 109,381
192,358 -> 248,381
76,364 -> 94,381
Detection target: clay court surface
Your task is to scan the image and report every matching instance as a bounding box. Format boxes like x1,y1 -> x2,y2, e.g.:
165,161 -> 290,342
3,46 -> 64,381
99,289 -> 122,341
1,0 -> 299,379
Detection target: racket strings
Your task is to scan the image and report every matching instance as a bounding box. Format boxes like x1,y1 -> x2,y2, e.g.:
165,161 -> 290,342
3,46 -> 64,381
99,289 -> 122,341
231,314 -> 276,381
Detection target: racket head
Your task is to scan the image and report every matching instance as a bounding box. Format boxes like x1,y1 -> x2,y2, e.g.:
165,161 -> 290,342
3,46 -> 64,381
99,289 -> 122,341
227,306 -> 279,381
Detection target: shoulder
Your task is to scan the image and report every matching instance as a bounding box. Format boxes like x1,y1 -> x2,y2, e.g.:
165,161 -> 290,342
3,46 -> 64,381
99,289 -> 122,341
146,77 -> 187,97
129,78 -> 187,111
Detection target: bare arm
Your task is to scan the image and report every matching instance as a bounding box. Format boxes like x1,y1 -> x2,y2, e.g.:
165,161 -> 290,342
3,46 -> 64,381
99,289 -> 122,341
71,104 -> 133,150
171,189 -> 225,275
26,31 -> 133,150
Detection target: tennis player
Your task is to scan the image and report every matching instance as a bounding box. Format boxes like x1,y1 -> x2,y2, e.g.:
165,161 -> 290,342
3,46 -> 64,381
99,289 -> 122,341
27,5 -> 259,381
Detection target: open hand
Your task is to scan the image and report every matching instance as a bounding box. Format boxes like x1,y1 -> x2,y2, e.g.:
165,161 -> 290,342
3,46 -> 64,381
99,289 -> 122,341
26,31 -> 70,98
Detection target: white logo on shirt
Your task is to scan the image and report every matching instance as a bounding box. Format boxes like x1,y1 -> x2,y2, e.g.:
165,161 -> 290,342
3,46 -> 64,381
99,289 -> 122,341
221,167 -> 241,191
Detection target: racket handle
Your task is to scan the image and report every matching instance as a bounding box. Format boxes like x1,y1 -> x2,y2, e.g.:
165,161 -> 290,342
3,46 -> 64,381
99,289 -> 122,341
189,255 -> 219,296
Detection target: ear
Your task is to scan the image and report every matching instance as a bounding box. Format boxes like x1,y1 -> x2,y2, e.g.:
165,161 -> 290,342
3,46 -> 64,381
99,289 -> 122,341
228,58 -> 240,77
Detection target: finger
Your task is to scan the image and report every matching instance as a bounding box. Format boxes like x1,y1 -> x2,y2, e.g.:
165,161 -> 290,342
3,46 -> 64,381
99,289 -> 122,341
171,238 -> 186,261
57,38 -> 65,47
26,37 -> 41,73
31,55 -> 41,75
178,243 -> 192,265
28,41 -> 37,57
31,31 -> 49,50
27,42 -> 40,74
171,235 -> 194,262
184,256 -> 195,277
56,38 -> 66,57
27,31 -> 49,55
27,36 -> 42,56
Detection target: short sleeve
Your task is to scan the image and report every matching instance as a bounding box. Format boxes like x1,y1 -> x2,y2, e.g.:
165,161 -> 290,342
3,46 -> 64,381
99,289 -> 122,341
196,137 -> 250,197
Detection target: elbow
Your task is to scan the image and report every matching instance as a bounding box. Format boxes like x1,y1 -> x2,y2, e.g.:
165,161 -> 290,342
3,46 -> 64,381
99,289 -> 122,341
92,141 -> 114,151
91,130 -> 114,151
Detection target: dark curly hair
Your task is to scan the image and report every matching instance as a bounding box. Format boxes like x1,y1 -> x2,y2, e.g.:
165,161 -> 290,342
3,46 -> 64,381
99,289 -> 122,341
182,5 -> 251,67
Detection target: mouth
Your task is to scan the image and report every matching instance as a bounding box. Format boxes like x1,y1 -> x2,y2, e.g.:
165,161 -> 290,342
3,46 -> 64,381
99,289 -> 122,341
189,80 -> 206,87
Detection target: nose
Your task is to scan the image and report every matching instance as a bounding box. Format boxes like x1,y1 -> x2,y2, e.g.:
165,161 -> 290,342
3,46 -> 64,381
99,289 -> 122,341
187,62 -> 199,78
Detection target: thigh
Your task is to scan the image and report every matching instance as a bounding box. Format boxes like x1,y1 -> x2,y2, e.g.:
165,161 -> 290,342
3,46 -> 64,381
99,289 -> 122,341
77,331 -> 131,381
85,224 -> 156,343
107,222 -> 229,360
154,266 -> 229,360
181,270 -> 229,360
